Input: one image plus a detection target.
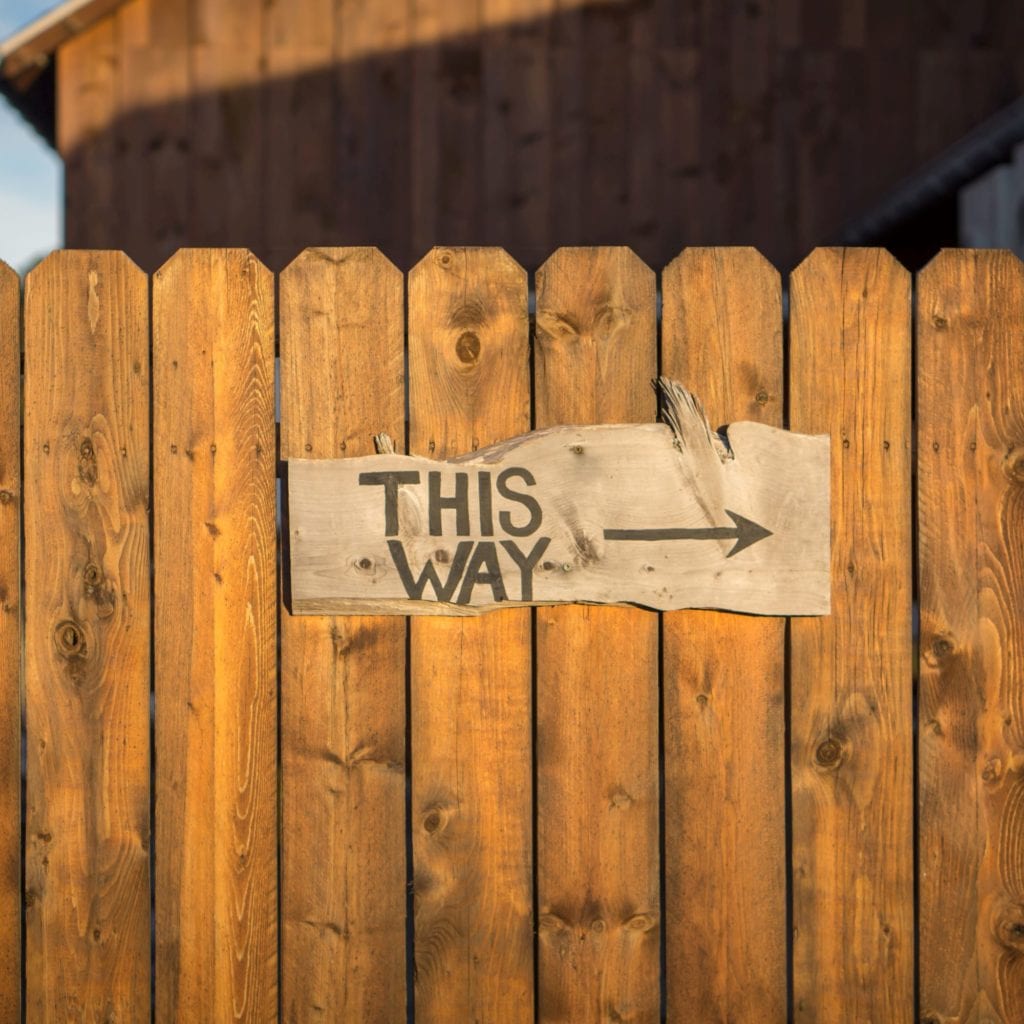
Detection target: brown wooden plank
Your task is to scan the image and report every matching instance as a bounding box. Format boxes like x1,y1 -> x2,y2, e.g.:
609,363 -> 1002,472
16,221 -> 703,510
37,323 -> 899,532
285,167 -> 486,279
57,19 -> 118,249
279,248 -> 407,1022
408,247 -> 534,1021
789,247 -> 914,1021
918,250 -> 1024,1024
23,250 -> 150,1019
153,249 -> 277,1021
115,0 -> 190,271
660,247 -> 787,1021
0,262 -> 20,1022
264,0 -> 335,269
188,0 -> 265,253
534,247 -> 660,1023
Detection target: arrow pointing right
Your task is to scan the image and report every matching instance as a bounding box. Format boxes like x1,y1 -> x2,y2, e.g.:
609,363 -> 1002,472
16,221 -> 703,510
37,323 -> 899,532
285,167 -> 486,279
603,509 -> 773,558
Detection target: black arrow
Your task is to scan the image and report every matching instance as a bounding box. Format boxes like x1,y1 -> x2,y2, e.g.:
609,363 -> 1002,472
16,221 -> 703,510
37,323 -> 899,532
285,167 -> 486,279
603,509 -> 773,558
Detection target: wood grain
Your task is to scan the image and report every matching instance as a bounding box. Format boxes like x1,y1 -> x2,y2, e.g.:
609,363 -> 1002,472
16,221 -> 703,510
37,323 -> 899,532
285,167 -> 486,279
23,251 -> 151,1020
0,263 -> 20,1022
918,250 -> 1024,1024
534,247 -> 660,1023
408,247 -> 534,1022
660,247 -> 787,1021
789,248 -> 914,1021
279,248 -> 407,1022
57,19 -> 118,249
153,249 -> 277,1021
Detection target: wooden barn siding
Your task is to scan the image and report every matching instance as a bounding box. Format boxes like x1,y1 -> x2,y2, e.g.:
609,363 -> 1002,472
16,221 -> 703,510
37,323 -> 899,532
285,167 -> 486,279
56,0 -> 1024,273
1,245 -> 1022,1022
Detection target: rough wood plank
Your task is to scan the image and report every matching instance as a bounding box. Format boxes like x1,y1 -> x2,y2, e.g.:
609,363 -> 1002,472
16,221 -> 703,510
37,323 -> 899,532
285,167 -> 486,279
918,250 -> 1024,1024
154,249 -> 277,1021
23,250 -> 150,1020
661,247 -> 787,1021
287,394 -> 829,616
789,247 -> 914,1021
115,0 -> 190,271
408,247 -> 534,1022
534,247 -> 660,1023
0,263 -> 20,1022
279,248 -> 407,1023
57,19 -> 118,249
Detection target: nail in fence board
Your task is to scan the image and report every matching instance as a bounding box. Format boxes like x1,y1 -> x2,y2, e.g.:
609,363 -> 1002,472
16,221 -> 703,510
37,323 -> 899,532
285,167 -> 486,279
534,247 -> 661,1023
408,247 -> 535,1021
789,248 -> 914,1020
0,262 -> 19,1021
23,251 -> 151,1019
918,251 -> 1024,1023
660,248 -> 787,1020
279,248 -> 408,1021
153,250 -> 277,1021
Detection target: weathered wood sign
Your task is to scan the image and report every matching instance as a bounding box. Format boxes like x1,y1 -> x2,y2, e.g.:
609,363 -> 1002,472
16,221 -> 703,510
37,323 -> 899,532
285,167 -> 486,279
287,380 -> 830,615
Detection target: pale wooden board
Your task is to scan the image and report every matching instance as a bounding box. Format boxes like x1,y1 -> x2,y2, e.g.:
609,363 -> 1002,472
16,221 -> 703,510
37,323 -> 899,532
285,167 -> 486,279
409,248 -> 534,1021
23,251 -> 151,1019
0,263 -> 20,1021
918,251 -> 1024,1023
789,248 -> 914,1021
534,247 -> 660,1023
153,250 -> 277,1021
661,248 -> 788,1021
288,401 -> 829,615
280,248 -> 408,1022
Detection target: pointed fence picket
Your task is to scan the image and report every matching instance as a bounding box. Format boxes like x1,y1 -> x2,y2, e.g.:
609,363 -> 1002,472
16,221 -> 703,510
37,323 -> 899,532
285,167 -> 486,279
0,246 -> 1020,1023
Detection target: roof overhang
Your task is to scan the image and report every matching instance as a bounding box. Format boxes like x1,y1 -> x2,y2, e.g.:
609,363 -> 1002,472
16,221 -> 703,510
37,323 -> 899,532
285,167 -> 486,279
1,0 -> 128,147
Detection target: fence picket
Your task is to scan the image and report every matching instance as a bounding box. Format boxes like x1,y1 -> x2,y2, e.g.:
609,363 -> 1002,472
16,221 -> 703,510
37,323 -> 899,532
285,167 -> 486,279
153,249 -> 277,1021
408,247 -> 534,1022
23,251 -> 151,1019
918,250 -> 1024,1023
280,248 -> 408,1022
789,248 -> 914,1020
660,247 -> 787,1021
0,262 -> 20,1020
534,247 -> 660,1023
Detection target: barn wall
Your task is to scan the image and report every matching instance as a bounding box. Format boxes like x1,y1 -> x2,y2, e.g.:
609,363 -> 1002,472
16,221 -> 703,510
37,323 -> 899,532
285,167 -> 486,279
56,0 -> 1024,272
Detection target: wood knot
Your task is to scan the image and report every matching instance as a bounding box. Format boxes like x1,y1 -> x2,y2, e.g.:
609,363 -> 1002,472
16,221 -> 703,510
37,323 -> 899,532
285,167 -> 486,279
755,389 -> 769,406
455,331 -> 480,364
931,314 -> 948,330
981,757 -> 1003,784
83,563 -> 102,588
79,438 -> 98,486
814,738 -> 843,769
924,634 -> 956,668
422,811 -> 443,834
54,620 -> 86,659
0,490 -> 11,505
1004,446 -> 1024,484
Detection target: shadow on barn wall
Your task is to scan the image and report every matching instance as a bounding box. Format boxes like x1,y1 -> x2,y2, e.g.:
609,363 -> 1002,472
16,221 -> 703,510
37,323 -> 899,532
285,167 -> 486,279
51,0 -> 1024,274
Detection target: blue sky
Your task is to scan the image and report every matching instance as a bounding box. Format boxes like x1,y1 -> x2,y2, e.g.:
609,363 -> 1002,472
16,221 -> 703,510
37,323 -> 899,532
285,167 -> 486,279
0,0 -> 62,273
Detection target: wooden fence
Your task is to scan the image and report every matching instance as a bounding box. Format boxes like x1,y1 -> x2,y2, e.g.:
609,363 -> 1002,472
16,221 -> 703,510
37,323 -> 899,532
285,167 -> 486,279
0,245 -> 1020,1022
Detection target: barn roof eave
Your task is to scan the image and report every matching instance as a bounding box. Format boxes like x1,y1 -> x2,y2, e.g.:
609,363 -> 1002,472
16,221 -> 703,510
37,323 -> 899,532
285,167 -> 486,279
0,0 -> 128,147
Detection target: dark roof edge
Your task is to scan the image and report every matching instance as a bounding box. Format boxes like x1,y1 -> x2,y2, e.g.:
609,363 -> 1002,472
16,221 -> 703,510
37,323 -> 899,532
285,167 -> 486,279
0,0 -> 128,147
840,95 -> 1024,244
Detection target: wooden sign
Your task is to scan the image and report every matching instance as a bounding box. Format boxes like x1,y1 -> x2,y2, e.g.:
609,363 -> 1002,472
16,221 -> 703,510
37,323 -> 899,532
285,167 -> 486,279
287,379 -> 830,616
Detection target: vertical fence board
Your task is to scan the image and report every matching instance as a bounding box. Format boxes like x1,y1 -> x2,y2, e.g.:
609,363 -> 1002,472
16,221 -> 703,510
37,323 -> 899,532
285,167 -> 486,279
660,247 -> 786,1021
23,251 -> 151,1019
153,249 -> 277,1021
280,248 -> 407,1022
534,247 -> 660,1023
0,263 -> 20,1021
789,248 -> 914,1020
918,250 -> 1024,1024
408,247 -> 534,1022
